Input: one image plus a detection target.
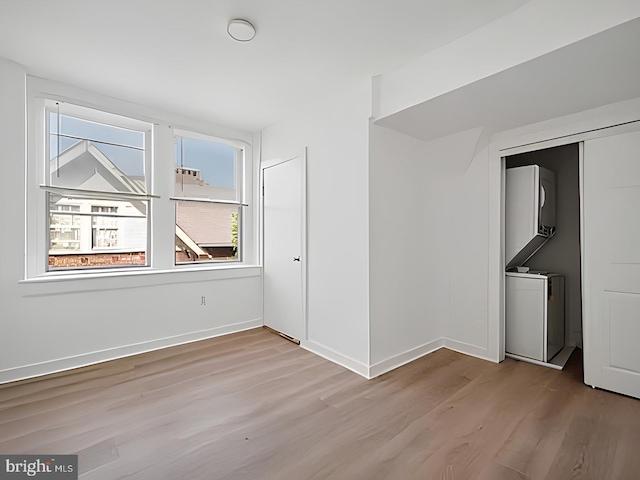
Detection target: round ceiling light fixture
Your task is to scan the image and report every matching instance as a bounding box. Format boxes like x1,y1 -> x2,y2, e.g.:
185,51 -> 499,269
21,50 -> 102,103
227,19 -> 256,42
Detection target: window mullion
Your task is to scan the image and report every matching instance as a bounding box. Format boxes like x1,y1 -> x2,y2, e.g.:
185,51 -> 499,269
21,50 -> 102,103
149,123 -> 177,270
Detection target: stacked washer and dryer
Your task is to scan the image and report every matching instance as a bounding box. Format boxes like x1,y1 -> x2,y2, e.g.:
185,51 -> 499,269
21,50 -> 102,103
505,165 -> 566,366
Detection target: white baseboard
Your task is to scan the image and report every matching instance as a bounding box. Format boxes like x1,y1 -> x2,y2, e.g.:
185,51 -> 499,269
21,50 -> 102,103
444,338 -> 497,363
300,340 -> 370,378
1,327 -> 502,385
369,338 -> 446,379
303,337 -> 495,380
0,319 -> 263,384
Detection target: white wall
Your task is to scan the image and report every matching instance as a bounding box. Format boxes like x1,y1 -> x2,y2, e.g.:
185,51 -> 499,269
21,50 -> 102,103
407,128 -> 500,361
260,79 -> 371,374
368,124 -> 501,373
368,124 -> 448,374
444,145 -> 496,358
0,59 -> 263,384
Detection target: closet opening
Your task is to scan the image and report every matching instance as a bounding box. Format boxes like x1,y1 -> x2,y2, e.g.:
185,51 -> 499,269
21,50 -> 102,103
503,143 -> 582,369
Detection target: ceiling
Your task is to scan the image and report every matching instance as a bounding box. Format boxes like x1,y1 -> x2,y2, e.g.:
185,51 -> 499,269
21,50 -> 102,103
376,17 -> 640,142
0,0 -> 530,133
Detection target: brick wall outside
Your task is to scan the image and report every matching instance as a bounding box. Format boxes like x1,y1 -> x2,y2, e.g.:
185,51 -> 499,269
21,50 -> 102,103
50,247 -> 236,268
49,252 -> 146,268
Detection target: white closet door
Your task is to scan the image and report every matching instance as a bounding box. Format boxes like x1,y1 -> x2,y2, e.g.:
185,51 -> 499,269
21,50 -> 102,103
583,131 -> 640,399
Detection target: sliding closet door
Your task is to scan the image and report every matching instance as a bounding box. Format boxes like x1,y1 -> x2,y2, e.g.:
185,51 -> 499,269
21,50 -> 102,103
583,130 -> 640,399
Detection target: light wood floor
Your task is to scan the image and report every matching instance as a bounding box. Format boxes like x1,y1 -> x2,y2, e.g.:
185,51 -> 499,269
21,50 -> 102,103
1,328 -> 639,480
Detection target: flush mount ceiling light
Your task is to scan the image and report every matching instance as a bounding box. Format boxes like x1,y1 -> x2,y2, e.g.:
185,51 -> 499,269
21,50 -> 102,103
227,19 -> 256,42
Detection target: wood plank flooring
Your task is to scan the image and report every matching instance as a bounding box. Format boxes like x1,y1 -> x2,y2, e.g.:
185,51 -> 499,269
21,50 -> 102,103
1,327 -> 639,479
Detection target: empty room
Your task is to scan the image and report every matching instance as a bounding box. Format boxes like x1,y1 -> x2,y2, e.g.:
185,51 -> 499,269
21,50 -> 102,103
1,1 -> 640,479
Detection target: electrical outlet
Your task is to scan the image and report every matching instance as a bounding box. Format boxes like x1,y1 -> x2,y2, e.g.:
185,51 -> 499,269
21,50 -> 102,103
201,296 -> 206,306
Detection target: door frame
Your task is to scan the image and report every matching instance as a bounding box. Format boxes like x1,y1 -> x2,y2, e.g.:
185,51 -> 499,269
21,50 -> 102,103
260,148 -> 308,342
494,116 -> 640,385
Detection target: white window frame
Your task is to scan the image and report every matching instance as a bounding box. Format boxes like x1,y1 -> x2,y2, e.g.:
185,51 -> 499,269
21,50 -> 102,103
24,77 -> 257,282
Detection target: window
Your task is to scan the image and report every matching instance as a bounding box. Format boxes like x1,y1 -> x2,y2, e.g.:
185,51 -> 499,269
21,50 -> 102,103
26,81 -> 254,279
172,133 -> 245,264
42,102 -> 151,271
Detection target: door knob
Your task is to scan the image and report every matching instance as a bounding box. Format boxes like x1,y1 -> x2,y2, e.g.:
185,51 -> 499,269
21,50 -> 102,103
293,256 -> 301,262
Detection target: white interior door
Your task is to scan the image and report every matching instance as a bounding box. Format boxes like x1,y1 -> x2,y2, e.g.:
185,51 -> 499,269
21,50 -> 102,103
263,155 -> 305,341
583,131 -> 640,399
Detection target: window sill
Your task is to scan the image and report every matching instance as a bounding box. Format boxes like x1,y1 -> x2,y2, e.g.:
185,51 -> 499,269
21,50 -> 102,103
19,264 -> 262,297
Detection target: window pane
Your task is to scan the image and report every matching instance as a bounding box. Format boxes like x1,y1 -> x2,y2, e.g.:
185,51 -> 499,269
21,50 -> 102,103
175,201 -> 239,263
48,193 -> 147,270
49,112 -> 146,193
174,136 -> 237,201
